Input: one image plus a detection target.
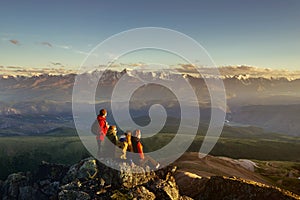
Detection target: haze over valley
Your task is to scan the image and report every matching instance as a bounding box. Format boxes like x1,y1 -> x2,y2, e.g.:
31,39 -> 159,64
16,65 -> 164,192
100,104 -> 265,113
0,66 -> 299,136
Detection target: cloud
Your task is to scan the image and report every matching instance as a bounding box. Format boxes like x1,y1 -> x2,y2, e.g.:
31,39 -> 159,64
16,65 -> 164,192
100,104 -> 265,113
74,50 -> 98,57
106,52 -> 118,59
172,64 -> 300,80
2,63 -> 300,80
54,44 -> 98,57
40,42 -> 52,47
9,39 -> 20,45
56,44 -> 72,49
215,65 -> 300,80
0,66 -> 77,76
130,62 -> 145,67
6,66 -> 23,69
51,43 -> 97,58
74,50 -> 89,55
50,62 -> 62,66
175,64 -> 198,74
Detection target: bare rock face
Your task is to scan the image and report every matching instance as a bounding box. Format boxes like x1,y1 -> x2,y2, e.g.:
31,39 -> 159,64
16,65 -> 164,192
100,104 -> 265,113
110,186 -> 156,200
175,171 -> 208,198
1,173 -> 32,200
196,176 -> 299,200
131,186 -> 156,200
36,161 -> 69,182
148,176 -> 179,200
58,190 -> 90,200
62,158 -> 99,184
1,157 -> 299,200
0,157 -> 182,199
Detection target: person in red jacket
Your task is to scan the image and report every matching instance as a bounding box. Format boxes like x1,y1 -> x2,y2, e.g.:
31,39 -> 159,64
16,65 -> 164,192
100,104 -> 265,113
132,129 -> 160,169
96,109 -> 109,158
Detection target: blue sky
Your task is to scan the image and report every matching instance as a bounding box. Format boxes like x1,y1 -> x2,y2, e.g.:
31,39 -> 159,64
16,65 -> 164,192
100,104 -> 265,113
0,0 -> 300,70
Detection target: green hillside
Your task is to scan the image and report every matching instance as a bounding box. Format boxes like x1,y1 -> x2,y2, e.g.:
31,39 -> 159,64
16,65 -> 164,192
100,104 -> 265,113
1,124 -> 300,180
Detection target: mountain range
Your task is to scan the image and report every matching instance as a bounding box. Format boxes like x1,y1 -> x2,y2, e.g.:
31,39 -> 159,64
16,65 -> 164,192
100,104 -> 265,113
0,68 -> 300,136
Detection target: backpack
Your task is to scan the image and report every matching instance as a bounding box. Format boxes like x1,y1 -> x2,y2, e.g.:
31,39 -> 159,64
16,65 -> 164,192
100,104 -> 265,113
119,135 -> 127,142
91,120 -> 99,135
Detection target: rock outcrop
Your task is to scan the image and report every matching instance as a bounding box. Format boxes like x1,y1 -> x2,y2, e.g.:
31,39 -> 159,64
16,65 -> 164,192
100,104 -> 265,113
0,157 -> 299,200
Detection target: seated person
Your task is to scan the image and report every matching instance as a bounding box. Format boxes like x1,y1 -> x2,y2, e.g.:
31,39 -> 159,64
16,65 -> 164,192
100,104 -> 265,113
118,130 -> 133,160
103,125 -> 118,158
106,125 -> 118,145
131,129 -> 160,169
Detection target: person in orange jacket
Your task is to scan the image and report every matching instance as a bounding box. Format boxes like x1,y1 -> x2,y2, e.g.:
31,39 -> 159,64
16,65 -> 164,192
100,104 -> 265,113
132,129 -> 160,169
132,129 -> 144,159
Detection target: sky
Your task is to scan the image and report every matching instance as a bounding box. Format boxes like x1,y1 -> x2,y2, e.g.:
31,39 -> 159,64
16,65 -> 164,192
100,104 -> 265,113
0,0 -> 300,71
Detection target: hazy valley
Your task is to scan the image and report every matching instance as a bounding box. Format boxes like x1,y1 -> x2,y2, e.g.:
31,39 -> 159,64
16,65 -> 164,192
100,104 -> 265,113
1,68 -> 300,136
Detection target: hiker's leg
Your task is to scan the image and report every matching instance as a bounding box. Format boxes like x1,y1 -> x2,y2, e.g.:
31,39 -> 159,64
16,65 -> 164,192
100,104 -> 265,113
97,140 -> 102,158
143,155 -> 159,168
120,142 -> 128,159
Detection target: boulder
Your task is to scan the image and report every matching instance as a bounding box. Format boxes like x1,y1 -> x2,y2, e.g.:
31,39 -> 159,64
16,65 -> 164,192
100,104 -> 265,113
117,162 -> 155,188
148,174 -> 179,200
36,161 -> 69,182
109,186 -> 156,200
0,180 -> 3,200
132,186 -> 156,200
60,158 -> 159,199
174,171 -> 208,198
63,157 -> 98,184
39,181 -> 60,196
1,172 -> 30,199
18,186 -> 37,200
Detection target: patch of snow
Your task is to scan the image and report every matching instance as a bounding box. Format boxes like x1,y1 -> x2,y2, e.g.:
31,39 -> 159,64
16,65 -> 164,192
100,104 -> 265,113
237,159 -> 258,172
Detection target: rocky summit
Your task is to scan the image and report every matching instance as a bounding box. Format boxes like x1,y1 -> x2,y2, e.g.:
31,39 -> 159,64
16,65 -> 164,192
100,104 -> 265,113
0,157 -> 299,200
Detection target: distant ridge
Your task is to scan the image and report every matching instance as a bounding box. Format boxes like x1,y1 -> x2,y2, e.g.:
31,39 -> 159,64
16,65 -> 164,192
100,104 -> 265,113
1,65 -> 300,80
44,127 -> 77,137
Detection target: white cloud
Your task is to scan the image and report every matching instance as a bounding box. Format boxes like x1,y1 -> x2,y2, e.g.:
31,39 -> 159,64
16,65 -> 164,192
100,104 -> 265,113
55,44 -> 72,50
74,50 -> 98,57
0,66 -> 77,76
52,43 -> 98,58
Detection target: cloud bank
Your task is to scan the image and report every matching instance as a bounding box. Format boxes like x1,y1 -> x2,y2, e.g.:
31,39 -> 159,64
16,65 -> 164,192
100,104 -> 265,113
174,64 -> 300,80
0,65 -> 76,77
1,64 -> 300,80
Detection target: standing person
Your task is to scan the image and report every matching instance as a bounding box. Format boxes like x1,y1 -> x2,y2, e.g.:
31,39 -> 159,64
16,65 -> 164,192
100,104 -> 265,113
96,109 -> 109,158
132,129 -> 160,169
